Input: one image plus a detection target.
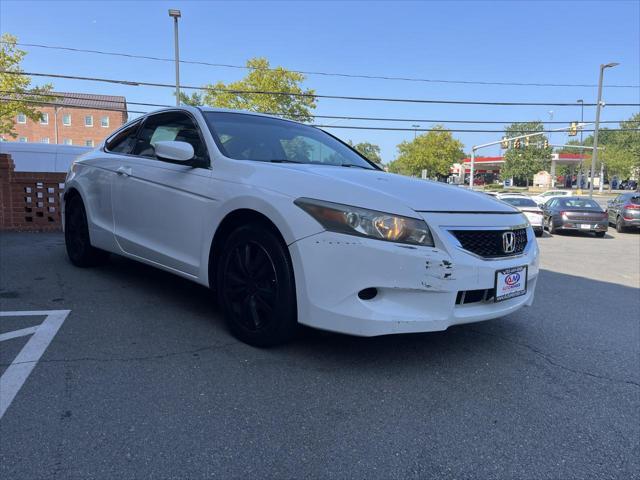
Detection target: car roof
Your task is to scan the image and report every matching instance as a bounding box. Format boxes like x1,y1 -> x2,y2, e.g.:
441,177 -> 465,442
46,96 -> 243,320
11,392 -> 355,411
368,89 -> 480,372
139,105 -> 304,126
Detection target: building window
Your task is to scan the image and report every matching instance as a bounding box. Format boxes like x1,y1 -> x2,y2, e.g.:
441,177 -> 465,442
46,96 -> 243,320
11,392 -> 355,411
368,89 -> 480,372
17,113 -> 27,124
63,114 -> 71,126
85,139 -> 94,147
40,113 -> 49,125
41,137 -> 50,144
101,116 -> 110,128
19,137 -> 28,142
63,138 -> 73,145
85,115 -> 94,127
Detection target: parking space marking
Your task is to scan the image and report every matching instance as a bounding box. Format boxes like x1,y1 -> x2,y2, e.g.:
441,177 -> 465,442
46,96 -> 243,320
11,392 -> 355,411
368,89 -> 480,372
0,310 -> 70,420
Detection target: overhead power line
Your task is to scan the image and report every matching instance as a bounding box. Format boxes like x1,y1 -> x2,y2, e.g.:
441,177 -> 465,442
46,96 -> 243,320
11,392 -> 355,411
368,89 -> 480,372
3,70 -> 640,107
4,40 -> 640,89
0,89 -> 629,124
315,125 -> 638,133
3,97 -> 637,133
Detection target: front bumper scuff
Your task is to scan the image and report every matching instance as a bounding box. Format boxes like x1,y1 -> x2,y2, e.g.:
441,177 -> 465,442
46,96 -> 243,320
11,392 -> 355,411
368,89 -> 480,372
288,212 -> 539,337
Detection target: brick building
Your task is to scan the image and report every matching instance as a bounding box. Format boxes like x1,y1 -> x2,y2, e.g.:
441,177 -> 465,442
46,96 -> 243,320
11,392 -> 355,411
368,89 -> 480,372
1,92 -> 127,147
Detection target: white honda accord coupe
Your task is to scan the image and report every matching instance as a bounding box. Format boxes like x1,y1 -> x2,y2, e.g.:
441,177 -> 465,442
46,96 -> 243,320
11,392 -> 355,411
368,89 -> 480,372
63,107 -> 539,346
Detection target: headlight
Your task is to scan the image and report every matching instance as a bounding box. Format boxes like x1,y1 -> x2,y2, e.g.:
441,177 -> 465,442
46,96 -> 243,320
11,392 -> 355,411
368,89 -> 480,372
294,198 -> 434,247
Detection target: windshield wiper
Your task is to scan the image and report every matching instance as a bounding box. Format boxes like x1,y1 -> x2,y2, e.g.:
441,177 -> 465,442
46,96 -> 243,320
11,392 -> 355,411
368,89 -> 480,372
265,159 -> 304,164
339,163 -> 372,169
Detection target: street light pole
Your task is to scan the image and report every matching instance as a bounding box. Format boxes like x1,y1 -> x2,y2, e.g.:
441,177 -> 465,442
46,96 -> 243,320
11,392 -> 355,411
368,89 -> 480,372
412,124 -> 420,139
577,99 -> 584,189
168,9 -> 182,106
589,62 -> 619,198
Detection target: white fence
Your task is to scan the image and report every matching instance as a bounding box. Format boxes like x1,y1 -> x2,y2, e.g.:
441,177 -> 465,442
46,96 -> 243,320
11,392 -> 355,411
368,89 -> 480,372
0,142 -> 92,173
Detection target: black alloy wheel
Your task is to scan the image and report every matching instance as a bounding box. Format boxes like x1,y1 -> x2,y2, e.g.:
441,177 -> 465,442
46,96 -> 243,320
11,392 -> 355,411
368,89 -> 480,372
217,224 -> 297,347
616,216 -> 627,233
64,195 -> 109,267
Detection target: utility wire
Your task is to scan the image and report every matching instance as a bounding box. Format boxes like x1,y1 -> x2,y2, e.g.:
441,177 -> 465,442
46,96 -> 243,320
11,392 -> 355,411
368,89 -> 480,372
5,41 -> 640,89
4,97 -> 637,133
315,125 -> 638,133
3,70 -> 640,107
0,89 -> 628,124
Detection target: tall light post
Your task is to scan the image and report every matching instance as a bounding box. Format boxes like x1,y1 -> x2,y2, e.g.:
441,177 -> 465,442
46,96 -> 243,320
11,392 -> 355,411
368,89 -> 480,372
589,62 -> 619,198
168,9 -> 182,106
412,124 -> 420,139
577,99 -> 584,189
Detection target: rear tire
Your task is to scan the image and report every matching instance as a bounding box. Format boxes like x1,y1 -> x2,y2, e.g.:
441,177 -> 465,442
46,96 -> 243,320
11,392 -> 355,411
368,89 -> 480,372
616,216 -> 627,233
595,231 -> 606,238
64,194 -> 110,267
216,224 -> 297,347
549,217 -> 558,234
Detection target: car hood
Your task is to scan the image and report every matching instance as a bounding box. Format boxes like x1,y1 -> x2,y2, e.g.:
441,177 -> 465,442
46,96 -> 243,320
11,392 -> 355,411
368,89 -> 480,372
247,163 -> 516,215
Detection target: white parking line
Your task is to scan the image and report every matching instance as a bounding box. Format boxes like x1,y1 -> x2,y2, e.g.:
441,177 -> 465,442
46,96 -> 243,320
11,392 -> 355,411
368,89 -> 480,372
0,310 -> 70,420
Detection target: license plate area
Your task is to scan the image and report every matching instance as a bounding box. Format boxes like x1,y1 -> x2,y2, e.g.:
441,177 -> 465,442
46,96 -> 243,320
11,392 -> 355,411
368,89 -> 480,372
494,266 -> 528,302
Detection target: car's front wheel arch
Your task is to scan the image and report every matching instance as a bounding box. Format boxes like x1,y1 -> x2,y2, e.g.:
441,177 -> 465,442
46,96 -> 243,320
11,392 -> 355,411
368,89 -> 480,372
208,209 -> 293,290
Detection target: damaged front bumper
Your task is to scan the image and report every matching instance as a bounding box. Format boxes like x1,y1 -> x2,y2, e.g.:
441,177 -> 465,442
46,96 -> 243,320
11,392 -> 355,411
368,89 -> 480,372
288,212 -> 539,337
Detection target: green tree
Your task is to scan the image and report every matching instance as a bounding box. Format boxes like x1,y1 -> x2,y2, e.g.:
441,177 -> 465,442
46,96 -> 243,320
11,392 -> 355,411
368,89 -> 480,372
388,126 -> 464,178
195,57 -> 316,122
347,140 -> 382,163
0,34 -> 54,138
501,121 -> 552,186
578,113 -> 640,180
178,91 -> 204,106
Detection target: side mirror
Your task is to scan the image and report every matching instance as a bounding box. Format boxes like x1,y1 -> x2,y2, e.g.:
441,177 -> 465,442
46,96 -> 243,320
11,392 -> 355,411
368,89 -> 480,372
154,141 -> 194,162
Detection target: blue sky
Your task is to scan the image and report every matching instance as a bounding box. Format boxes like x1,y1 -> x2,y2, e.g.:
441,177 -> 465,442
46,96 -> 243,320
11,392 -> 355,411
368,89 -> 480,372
1,0 -> 638,161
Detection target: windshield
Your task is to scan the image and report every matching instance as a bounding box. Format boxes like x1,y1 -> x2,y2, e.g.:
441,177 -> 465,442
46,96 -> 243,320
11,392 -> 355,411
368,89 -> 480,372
203,112 -> 377,169
502,197 -> 537,208
558,198 -> 601,209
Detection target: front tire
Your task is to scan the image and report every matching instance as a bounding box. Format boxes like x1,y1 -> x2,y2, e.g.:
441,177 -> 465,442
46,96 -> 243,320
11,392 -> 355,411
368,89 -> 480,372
549,217 -> 558,234
216,224 -> 297,347
64,194 -> 109,267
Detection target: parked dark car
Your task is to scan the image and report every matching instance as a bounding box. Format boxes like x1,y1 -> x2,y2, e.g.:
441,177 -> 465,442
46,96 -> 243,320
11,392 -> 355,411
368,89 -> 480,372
542,197 -> 608,237
607,192 -> 640,232
619,180 -> 638,191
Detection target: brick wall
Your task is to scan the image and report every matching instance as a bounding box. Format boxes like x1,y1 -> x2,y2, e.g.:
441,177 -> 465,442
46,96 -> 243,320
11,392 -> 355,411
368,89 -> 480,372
0,154 -> 66,231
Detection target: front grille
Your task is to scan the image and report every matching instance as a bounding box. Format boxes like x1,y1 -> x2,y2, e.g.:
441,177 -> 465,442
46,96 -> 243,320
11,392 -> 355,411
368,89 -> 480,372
451,228 -> 527,258
455,288 -> 494,305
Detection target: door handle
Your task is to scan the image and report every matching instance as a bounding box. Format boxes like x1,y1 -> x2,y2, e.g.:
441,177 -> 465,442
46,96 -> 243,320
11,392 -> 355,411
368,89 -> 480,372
116,166 -> 132,177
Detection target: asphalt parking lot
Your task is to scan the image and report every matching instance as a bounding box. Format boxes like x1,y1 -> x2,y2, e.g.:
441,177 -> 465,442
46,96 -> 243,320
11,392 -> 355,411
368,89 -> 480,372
1,229 -> 639,480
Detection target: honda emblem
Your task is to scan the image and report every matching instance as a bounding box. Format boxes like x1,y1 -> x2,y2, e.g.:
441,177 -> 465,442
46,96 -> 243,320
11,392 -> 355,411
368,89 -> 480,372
502,231 -> 516,254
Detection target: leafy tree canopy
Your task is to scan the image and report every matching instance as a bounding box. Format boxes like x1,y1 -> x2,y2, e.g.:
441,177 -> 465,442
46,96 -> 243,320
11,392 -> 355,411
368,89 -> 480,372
0,34 -> 54,138
500,121 -> 552,186
564,113 -> 640,178
347,140 -> 382,163
388,126 -> 464,177
181,57 -> 317,123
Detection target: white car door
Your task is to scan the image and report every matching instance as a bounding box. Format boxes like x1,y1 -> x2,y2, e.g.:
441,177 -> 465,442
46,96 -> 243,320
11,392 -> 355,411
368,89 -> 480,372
111,111 -> 215,276
77,121 -> 143,250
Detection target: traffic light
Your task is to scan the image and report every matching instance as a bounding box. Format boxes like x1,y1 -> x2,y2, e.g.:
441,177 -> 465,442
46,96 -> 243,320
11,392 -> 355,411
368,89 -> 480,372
514,139 -> 521,149
500,137 -> 509,149
543,139 -> 549,149
524,136 -> 530,147
568,122 -> 578,136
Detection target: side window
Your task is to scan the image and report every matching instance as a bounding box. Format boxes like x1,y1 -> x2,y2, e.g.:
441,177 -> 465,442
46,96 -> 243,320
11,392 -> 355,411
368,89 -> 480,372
133,112 -> 208,164
547,199 -> 557,209
105,121 -> 141,154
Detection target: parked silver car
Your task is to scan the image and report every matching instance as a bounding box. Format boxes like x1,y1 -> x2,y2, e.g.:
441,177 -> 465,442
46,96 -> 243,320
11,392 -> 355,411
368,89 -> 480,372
607,192 -> 640,232
498,195 -> 544,237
